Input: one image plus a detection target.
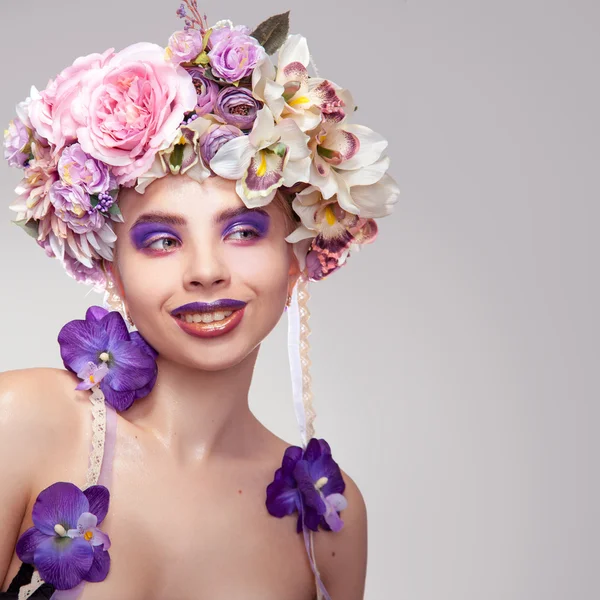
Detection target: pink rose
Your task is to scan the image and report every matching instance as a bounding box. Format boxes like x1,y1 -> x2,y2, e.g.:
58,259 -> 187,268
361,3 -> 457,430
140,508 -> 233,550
73,43 -> 197,186
28,49 -> 115,150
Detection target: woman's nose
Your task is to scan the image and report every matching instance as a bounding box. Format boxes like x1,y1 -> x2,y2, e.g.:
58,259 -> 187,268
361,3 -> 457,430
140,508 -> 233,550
182,241 -> 230,291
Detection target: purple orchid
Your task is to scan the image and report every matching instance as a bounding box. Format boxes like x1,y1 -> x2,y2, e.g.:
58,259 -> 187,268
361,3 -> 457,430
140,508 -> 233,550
266,438 -> 348,533
16,482 -> 111,590
58,306 -> 158,411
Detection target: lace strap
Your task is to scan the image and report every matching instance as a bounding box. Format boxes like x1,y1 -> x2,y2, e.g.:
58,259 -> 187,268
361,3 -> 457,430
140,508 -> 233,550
84,385 -> 108,488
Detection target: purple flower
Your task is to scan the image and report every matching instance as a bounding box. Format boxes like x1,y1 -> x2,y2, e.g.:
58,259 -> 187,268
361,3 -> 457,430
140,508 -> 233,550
48,181 -> 105,234
214,87 -> 262,130
16,482 -> 111,590
58,143 -> 114,195
208,27 -> 265,83
166,29 -> 204,64
186,67 -> 220,116
266,438 -> 347,533
58,306 -> 158,411
200,123 -> 244,165
63,255 -> 108,292
4,117 -> 31,168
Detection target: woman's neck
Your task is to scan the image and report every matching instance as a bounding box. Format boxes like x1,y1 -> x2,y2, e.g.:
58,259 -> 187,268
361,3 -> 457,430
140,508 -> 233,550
122,345 -> 264,465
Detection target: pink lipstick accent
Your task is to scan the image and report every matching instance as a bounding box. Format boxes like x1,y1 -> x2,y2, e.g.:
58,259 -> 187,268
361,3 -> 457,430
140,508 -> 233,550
172,307 -> 245,339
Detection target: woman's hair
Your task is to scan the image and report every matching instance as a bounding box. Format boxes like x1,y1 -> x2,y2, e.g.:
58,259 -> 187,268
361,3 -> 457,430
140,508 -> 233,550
272,188 -> 300,237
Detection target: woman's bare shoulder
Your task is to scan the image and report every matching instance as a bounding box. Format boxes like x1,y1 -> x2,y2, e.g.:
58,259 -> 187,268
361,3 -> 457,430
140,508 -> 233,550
0,368 -> 90,452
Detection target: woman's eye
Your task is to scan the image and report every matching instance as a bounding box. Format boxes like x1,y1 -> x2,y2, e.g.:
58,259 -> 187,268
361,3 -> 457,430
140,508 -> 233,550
146,237 -> 180,252
227,228 -> 260,241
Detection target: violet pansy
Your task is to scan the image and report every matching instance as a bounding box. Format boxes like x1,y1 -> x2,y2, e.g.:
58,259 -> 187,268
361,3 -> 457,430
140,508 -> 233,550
16,482 -> 111,590
58,306 -> 158,411
266,438 -> 347,533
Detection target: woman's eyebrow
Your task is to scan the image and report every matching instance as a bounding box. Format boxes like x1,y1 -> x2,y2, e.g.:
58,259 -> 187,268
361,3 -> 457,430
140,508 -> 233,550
130,207 -> 269,229
130,212 -> 187,228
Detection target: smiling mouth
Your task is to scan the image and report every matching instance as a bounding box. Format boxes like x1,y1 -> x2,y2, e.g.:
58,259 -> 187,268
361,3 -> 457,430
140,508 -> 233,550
171,307 -> 245,338
173,310 -> 236,324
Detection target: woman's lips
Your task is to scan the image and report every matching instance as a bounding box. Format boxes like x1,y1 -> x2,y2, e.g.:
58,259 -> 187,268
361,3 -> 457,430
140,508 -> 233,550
172,307 -> 245,338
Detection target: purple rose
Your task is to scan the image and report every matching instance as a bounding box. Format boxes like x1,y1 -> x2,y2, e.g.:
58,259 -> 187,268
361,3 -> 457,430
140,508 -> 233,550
200,124 -> 244,165
4,118 -> 31,168
214,87 -> 262,130
58,143 -> 114,195
208,28 -> 265,83
186,67 -> 220,116
49,181 -> 104,234
166,29 -> 204,64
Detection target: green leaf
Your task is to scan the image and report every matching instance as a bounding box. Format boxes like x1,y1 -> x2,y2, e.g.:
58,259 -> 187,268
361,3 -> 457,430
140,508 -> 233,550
109,188 -> 119,200
108,202 -> 122,217
251,11 -> 291,55
13,218 -> 39,239
90,194 -> 100,207
202,67 -> 219,83
202,28 -> 213,51
192,51 -> 210,66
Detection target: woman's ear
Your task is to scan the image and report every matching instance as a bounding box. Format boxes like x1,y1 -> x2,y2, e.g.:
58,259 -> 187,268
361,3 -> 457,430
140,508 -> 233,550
287,249 -> 302,296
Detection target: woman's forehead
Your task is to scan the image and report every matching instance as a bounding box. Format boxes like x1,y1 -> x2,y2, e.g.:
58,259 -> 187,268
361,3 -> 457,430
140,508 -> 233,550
117,174 -> 283,227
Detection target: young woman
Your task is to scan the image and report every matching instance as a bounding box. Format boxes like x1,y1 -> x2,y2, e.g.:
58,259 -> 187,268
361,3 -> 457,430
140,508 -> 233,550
0,3 -> 399,598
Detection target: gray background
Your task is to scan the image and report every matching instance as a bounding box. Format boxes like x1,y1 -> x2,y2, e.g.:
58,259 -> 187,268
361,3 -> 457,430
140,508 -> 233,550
1,1 -> 598,598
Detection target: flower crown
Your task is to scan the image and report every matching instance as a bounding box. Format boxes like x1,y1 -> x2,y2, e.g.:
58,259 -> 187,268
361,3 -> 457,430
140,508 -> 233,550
4,1 -> 399,290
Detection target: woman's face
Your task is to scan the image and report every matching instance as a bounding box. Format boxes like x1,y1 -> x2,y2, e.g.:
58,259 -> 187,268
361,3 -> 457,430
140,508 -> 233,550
111,174 -> 300,371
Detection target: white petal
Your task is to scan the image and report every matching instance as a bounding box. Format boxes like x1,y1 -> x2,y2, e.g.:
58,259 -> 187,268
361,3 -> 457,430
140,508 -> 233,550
235,178 -> 277,208
276,120 -> 310,161
290,200 -> 319,231
337,156 -> 390,188
309,163 -> 339,200
135,155 -> 168,194
286,108 -> 322,133
336,124 -> 388,171
285,224 -> 316,243
347,174 -> 400,218
252,55 -> 276,99
335,181 -> 360,215
291,237 -> 313,273
283,156 -> 311,187
210,137 -> 254,180
264,81 -> 286,121
183,160 -> 211,185
278,34 -> 310,70
279,120 -> 311,157
249,106 -> 276,148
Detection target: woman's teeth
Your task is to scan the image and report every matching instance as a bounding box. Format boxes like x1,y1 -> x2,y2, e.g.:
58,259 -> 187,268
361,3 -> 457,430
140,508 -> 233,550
178,310 -> 234,324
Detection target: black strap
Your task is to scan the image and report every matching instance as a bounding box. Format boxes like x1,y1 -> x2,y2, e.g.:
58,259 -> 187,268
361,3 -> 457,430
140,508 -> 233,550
1,562 -> 56,599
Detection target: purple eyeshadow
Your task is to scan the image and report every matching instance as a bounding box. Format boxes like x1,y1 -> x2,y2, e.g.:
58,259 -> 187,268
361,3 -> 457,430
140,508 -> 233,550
223,210 -> 270,237
129,222 -> 181,249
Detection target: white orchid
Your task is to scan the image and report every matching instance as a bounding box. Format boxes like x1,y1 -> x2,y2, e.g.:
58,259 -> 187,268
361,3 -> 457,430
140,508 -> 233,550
308,119 -> 400,218
252,34 -> 352,132
285,186 -> 380,273
135,116 -> 213,194
209,105 -> 311,207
